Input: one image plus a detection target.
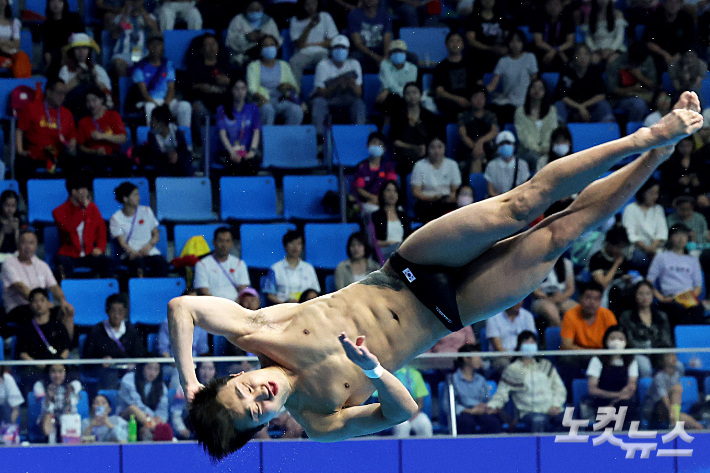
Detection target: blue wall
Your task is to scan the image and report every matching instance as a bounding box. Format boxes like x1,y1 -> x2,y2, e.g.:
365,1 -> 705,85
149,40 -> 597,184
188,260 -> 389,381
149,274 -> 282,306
2,434 -> 710,473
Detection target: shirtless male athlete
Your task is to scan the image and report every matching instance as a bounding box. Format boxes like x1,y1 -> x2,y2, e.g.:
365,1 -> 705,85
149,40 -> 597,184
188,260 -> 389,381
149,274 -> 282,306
169,92 -> 703,460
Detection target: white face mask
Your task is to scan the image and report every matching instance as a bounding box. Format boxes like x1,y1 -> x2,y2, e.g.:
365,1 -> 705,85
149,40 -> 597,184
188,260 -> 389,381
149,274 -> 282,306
552,143 -> 570,156
607,339 -> 626,351
520,343 -> 538,355
368,145 -> 385,158
457,195 -> 474,207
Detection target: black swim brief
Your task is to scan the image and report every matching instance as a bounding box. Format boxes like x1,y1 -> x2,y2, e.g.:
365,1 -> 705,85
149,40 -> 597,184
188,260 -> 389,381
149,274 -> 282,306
388,252 -> 464,332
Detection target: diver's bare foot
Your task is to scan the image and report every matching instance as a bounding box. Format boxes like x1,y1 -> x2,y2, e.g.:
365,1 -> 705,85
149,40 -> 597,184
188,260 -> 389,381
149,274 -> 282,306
648,107 -> 703,148
673,91 -> 701,113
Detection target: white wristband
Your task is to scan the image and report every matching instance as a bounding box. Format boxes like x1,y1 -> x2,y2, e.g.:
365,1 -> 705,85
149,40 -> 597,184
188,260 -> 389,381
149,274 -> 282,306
363,364 -> 385,379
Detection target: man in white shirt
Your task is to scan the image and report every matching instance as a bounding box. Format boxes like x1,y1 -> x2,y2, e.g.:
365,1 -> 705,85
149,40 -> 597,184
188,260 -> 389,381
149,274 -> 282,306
194,227 -> 250,301
263,230 -> 320,304
288,0 -> 338,85
486,301 -> 538,371
0,372 -> 24,425
484,131 -> 530,197
311,35 -> 366,135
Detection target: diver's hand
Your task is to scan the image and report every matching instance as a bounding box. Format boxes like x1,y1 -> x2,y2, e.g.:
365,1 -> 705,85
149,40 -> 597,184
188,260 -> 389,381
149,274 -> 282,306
339,333 -> 379,370
185,382 -> 205,403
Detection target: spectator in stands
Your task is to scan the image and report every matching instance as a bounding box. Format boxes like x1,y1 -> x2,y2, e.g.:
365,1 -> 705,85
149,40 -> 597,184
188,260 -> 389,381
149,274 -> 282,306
132,33 -> 192,128
560,281 -> 617,350
247,35 -> 303,126
486,301 -> 537,372
157,0 -> 203,31
53,178 -> 114,280
1,229 -> 75,339
643,91 -> 672,127
485,30 -> 538,127
531,0 -> 576,72
668,198 -> 710,287
170,360 -> 216,440
531,256 -> 577,327
669,50 -> 707,99
432,32 -> 475,123
15,79 -> 77,184
515,78 -> 558,173
487,331 -> 567,432
42,0 -> 84,77
95,0 -> 123,29
0,0 -> 29,78
311,35 -> 366,136
457,85 -> 499,174
117,362 -> 170,441
334,232 -> 380,290
216,77 -> 262,176
82,294 -> 146,390
585,0 -> 627,65
391,365 -> 433,437
546,125 -> 573,165
604,43 -> 654,124
59,33 -> 112,120
0,190 -> 21,258
144,105 -> 195,176
109,182 -> 169,278
225,0 -> 282,69
185,33 -> 231,128
82,393 -> 127,442
110,0 -> 160,78
618,280 -> 673,378
553,43 -> 614,124
263,230 -> 320,304
299,289 -> 319,302
0,369 -> 23,425
643,0 -> 695,75
662,137 -> 708,204
76,87 -> 130,178
621,179 -> 667,275
371,181 -> 412,261
456,185 -> 475,208
346,0 -> 392,74
194,227 -> 251,300
585,325 -> 639,426
588,225 -> 634,314
352,132 -> 397,212
450,344 -> 502,434
389,82 -> 439,176
464,0 -> 510,75
289,0 -> 338,86
238,287 -> 261,310
158,315 -> 208,358
329,0 -> 359,32
375,40 -> 417,117
642,352 -> 703,429
484,131 -> 530,197
647,224 -> 705,326
34,364 -> 81,441
410,136 -> 461,223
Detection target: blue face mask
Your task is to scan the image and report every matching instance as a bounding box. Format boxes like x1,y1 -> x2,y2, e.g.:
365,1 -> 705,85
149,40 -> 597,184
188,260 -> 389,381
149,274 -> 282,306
247,11 -> 263,24
261,46 -> 277,60
390,52 -> 406,65
520,343 -> 538,355
498,144 -> 514,158
332,48 -> 348,62
368,145 -> 385,158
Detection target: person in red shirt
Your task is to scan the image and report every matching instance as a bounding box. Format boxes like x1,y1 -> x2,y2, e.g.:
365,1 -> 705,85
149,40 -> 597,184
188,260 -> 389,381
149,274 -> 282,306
15,79 -> 77,188
351,132 -> 397,213
52,177 -> 114,280
76,86 -> 130,177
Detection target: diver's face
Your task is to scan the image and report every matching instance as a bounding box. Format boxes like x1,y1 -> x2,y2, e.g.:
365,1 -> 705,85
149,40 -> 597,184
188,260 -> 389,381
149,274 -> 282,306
217,370 -> 287,429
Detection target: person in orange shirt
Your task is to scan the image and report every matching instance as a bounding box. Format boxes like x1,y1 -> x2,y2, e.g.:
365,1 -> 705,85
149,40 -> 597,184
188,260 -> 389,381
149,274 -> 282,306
560,281 -> 618,350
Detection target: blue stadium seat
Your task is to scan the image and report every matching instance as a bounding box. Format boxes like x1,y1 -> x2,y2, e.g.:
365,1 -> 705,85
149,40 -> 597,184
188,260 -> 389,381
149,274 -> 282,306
487,380 -> 497,396
325,274 -> 335,293
661,72 -> 675,94
283,175 -> 339,220
213,335 -> 228,356
681,376 -> 699,413
240,223 -> 296,269
404,174 -> 415,217
567,123 -> 621,152
363,74 -> 380,115
518,25 -> 533,43
304,223 -> 360,270
702,73 -> 710,109
572,379 -> 588,409
77,390 -> 89,418
20,29 -> 32,59
301,74 -> 315,100
280,29 -> 292,62
129,277 -> 186,325
446,123 -> 461,159
704,377 -> 710,398
62,279 -> 120,326
173,223 -> 225,255
0,77 -> 47,119
545,326 -> 561,350
219,176 -> 280,221
540,72 -> 559,96
155,177 -> 216,221
398,27 -> 449,64
147,333 -> 157,354
675,325 -> 710,371
92,177 -> 150,219
262,125 -> 319,169
156,225 -> 168,259
626,121 -> 644,136
421,73 -> 433,92
637,376 -> 652,405
469,173 -> 487,202
479,326 -> 488,351
0,337 -> 3,360
97,389 -> 118,411
164,29 -> 215,70
28,179 -> 66,223
43,225 -> 59,268
25,0 -> 77,15
0,180 -> 19,194
635,24 -> 645,41
201,125 -> 221,171
135,125 -> 193,147
332,124 -> 378,167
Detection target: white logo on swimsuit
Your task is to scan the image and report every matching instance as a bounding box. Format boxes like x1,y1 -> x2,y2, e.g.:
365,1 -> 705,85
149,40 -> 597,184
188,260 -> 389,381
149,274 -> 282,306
402,268 -> 416,282
435,307 -> 452,324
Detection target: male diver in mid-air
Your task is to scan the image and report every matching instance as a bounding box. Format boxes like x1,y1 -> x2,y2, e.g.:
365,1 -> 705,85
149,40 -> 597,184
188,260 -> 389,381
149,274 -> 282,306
168,92 -> 703,460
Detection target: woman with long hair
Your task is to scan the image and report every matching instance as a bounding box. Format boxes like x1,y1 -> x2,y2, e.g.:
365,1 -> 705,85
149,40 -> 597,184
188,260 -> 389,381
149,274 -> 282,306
117,362 -> 169,440
215,77 -> 262,175
371,181 -> 412,260
514,78 -> 558,172
42,0 -> 83,77
621,178 -> 667,275
585,0 -> 627,65
0,0 -> 30,78
0,189 -> 21,258
334,232 -> 380,290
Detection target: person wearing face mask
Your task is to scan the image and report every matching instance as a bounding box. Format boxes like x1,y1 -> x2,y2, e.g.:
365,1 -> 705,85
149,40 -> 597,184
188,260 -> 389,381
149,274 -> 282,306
486,331 -> 567,432
352,132 -> 397,213
311,34 -> 366,136
484,131 -> 530,198
455,185 -> 475,208
375,40 -> 417,117
247,35 -> 303,126
226,0 -> 282,68
584,325 -> 639,425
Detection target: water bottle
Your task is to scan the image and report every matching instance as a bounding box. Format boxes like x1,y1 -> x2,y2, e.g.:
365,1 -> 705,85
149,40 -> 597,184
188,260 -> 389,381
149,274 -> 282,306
128,415 -> 137,442
48,417 -> 57,445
